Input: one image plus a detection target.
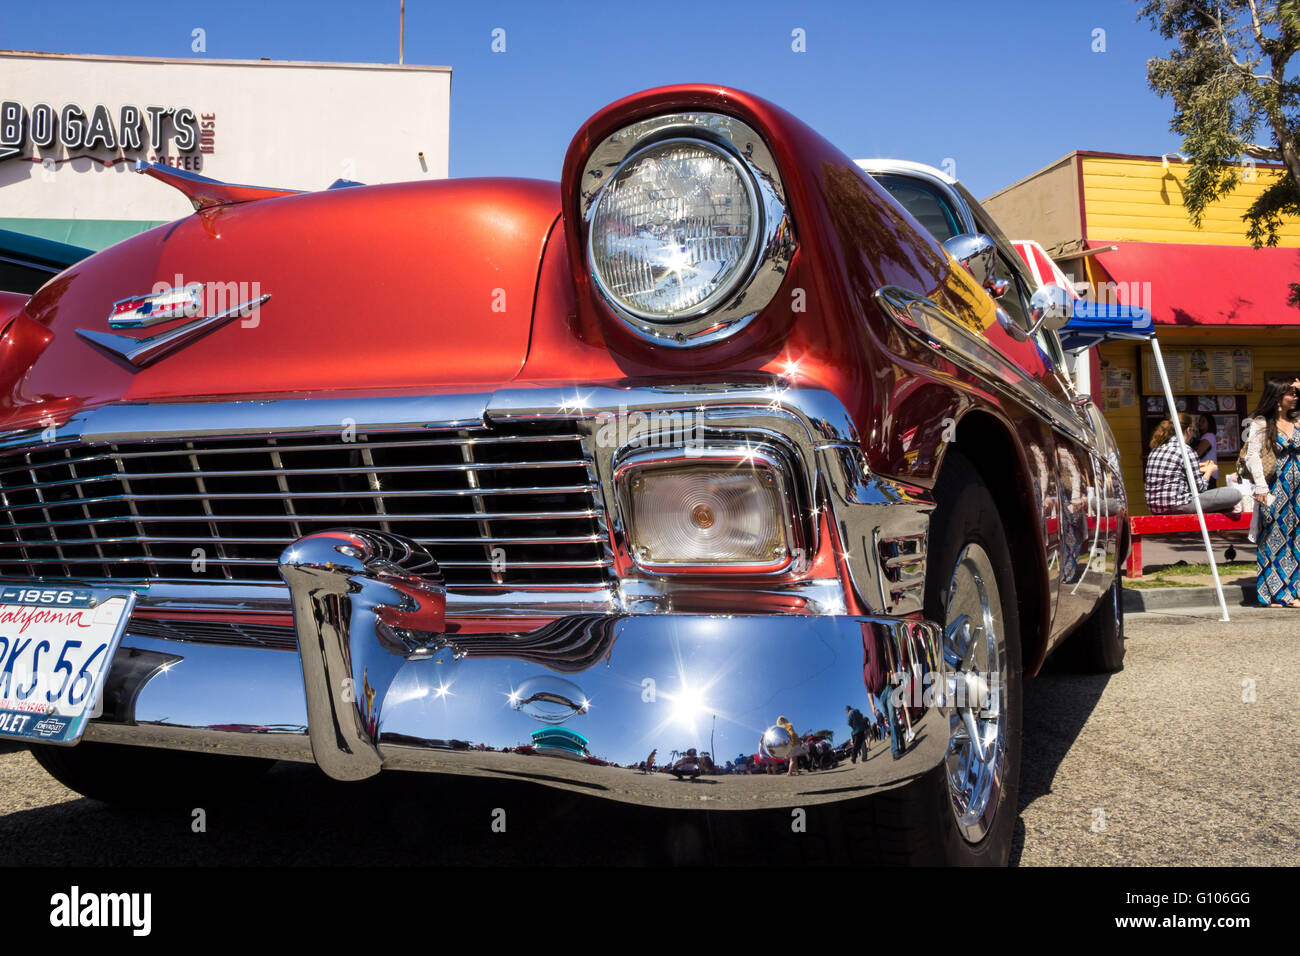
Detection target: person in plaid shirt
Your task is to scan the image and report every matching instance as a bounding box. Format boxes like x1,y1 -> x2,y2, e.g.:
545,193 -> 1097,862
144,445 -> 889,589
1145,413 -> 1242,514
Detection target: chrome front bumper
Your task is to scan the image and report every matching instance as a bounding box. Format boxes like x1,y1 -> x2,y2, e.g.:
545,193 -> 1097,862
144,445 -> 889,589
87,606 -> 943,810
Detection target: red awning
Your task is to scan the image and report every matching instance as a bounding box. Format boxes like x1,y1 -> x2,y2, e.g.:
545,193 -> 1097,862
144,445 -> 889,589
1089,240 -> 1300,325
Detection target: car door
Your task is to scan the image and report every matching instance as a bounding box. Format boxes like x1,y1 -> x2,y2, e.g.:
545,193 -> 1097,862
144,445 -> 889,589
987,232 -> 1113,635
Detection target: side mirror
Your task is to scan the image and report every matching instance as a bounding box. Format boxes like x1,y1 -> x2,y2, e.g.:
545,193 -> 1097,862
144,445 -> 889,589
943,233 -> 1009,299
1028,284 -> 1074,335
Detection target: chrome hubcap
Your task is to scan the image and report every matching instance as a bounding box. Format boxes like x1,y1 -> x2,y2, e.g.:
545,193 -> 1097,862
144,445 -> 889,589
942,543 -> 1007,843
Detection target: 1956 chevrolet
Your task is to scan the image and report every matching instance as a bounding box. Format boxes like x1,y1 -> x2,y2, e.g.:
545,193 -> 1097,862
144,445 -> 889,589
0,84 -> 1130,865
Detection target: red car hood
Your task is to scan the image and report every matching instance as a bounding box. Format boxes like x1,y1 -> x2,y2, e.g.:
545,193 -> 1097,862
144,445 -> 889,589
2,178 -> 560,433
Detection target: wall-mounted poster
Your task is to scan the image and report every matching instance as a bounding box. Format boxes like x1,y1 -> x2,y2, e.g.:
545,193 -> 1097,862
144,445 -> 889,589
1190,349 -> 1211,391
1218,414 -> 1241,454
1102,367 -> 1134,410
1233,349 -> 1253,391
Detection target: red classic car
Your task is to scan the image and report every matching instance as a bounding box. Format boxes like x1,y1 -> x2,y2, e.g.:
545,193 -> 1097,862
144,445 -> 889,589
0,84 -> 1130,865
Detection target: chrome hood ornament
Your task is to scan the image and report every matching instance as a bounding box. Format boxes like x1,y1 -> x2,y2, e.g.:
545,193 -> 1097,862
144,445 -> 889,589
77,286 -> 270,368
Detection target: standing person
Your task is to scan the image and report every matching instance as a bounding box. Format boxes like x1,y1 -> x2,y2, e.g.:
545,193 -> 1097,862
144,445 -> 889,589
1245,378 -> 1300,607
845,705 -> 869,763
776,715 -> 809,776
862,626 -> 903,760
1145,413 -> 1241,514
1196,413 -> 1219,488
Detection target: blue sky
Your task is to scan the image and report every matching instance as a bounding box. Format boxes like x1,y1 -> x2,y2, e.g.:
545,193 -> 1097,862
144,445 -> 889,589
3,0 -> 1184,197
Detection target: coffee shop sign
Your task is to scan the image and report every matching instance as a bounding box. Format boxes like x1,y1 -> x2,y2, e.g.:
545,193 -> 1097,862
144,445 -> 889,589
0,101 -> 215,162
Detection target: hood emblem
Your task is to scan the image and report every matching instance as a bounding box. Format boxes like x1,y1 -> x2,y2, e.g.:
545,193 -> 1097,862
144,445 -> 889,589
108,283 -> 204,329
77,287 -> 270,369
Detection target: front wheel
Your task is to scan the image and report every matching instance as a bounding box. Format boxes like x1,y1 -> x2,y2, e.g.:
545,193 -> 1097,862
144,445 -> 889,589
913,449 -> 1023,864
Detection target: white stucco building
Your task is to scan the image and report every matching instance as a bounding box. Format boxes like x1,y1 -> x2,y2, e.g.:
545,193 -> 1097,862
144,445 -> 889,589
0,51 -> 451,249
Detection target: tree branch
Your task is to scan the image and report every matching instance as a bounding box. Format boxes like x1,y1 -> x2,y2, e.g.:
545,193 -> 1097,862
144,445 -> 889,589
1243,142 -> 1284,159
1246,0 -> 1265,43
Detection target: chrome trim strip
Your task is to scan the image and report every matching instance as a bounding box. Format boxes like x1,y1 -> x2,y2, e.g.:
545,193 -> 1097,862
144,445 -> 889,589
0,252 -> 61,276
0,394 -> 495,446
486,383 -> 860,448
0,386 -> 856,449
875,286 -> 1094,451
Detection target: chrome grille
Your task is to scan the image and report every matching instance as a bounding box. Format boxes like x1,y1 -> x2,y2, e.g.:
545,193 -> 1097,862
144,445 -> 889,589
0,423 -> 612,590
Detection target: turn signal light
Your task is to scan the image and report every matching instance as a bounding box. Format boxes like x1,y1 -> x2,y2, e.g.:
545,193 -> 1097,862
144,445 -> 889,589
615,447 -> 796,573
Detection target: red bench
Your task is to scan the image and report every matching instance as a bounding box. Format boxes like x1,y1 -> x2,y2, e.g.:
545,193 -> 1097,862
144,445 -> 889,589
1126,511 -> 1252,578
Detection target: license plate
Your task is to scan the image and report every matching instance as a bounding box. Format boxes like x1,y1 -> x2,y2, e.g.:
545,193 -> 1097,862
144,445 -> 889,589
0,586 -> 137,746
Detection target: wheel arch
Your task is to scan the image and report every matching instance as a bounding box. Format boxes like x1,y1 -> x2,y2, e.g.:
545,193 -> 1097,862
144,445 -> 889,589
937,407 -> 1053,678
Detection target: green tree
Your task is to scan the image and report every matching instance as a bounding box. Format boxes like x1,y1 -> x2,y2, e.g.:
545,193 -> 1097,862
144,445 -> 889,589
1141,0 -> 1300,248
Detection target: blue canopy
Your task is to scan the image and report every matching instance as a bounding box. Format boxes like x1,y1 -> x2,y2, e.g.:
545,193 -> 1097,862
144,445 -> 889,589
1058,300 -> 1155,352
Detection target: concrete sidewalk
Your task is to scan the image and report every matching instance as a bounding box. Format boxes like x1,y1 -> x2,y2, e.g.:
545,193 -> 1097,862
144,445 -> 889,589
1135,531 -> 1255,568
1123,583 -> 1257,612
1124,530 -> 1259,612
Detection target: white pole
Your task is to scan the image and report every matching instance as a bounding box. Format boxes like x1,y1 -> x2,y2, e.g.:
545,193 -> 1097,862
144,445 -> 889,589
1149,337 -> 1230,621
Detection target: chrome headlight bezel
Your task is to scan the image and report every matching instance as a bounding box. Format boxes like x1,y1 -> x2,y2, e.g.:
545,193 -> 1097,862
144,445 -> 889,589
581,112 -> 795,348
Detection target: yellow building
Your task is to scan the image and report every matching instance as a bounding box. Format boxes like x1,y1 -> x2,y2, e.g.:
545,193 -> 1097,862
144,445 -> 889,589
985,151 -> 1300,514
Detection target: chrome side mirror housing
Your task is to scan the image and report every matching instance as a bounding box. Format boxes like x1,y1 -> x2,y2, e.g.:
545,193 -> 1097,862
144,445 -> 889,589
1028,284 -> 1074,334
943,233 -> 1009,299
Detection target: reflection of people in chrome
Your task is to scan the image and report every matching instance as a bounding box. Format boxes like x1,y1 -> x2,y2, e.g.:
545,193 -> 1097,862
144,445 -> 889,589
643,748 -> 656,773
884,628 -> 917,748
863,629 -> 904,760
846,705 -> 869,763
777,715 -> 808,775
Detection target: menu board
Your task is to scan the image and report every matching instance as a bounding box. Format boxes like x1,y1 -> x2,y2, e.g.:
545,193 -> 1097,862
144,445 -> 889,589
1143,347 -> 1252,394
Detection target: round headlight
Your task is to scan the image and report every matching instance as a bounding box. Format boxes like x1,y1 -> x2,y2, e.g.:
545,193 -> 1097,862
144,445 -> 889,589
589,138 -> 760,322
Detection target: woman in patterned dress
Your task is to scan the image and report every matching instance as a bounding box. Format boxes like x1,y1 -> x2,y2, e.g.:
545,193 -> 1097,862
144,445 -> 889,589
1246,378 -> 1300,607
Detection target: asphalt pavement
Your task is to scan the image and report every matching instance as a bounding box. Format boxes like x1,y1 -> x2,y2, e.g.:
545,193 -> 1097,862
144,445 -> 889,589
1,603 -> 1295,866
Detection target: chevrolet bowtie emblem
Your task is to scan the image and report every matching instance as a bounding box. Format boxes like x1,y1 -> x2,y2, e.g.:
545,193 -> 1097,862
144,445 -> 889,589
77,286 -> 271,368
108,283 -> 204,329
